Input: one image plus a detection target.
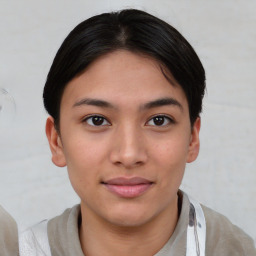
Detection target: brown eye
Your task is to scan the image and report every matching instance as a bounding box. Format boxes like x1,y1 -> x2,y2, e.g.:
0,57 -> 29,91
153,116 -> 165,126
146,115 -> 173,126
85,115 -> 110,126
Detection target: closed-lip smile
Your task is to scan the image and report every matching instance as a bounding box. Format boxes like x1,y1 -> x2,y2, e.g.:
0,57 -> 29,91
102,177 -> 154,198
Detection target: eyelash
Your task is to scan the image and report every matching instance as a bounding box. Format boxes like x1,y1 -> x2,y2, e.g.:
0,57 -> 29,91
83,115 -> 111,127
83,114 -> 174,127
146,115 -> 175,127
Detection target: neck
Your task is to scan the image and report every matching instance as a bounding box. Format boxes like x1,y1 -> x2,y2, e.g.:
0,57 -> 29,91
79,196 -> 179,256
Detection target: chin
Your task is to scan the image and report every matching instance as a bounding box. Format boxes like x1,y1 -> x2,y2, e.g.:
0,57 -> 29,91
102,205 -> 157,228
108,215 -> 151,228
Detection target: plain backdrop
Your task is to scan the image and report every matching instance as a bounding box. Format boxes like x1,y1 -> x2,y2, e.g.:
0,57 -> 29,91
0,0 -> 255,243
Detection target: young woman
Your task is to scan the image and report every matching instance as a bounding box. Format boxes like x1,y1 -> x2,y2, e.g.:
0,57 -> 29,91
19,9 -> 256,256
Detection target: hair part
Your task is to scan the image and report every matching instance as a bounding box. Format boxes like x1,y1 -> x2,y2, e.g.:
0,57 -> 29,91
43,9 -> 206,131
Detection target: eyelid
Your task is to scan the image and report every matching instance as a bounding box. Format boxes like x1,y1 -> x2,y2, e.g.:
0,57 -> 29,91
146,114 -> 175,126
82,114 -> 111,126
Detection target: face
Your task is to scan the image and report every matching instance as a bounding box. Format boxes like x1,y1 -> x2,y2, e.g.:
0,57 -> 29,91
46,50 -> 200,227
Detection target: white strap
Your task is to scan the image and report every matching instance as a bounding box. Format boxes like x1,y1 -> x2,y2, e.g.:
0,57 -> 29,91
186,196 -> 206,256
19,220 -> 52,256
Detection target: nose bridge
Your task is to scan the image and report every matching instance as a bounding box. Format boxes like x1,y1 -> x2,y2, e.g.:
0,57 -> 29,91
110,121 -> 147,167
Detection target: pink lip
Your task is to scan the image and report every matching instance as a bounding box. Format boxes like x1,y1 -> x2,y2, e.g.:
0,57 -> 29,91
102,177 -> 153,198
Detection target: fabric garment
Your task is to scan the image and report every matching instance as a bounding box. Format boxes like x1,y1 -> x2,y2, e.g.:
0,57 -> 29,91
0,205 -> 19,256
19,192 -> 256,256
19,220 -> 51,256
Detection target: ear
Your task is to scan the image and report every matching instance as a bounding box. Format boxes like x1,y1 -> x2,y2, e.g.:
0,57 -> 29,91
186,117 -> 201,163
45,116 -> 66,167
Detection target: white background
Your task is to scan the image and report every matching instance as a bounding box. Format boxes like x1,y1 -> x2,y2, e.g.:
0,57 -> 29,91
0,0 -> 255,243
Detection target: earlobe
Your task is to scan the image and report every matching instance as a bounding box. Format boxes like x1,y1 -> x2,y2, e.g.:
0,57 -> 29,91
45,116 -> 67,167
187,117 -> 201,163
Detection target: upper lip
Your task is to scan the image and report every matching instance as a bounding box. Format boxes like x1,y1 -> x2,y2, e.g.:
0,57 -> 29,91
102,177 -> 153,185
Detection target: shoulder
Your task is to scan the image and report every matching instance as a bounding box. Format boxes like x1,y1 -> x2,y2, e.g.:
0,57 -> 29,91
19,220 -> 51,256
47,204 -> 80,237
0,205 -> 17,235
19,205 -> 81,256
0,205 -> 18,256
47,204 -> 83,255
201,204 -> 256,256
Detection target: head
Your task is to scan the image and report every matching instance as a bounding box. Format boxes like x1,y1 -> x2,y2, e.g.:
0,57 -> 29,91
43,9 -> 205,131
44,9 -> 205,228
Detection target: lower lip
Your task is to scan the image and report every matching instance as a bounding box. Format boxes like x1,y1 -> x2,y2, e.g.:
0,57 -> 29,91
103,183 -> 152,198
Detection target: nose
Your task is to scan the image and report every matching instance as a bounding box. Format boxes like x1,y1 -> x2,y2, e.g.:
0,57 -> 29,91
109,124 -> 148,169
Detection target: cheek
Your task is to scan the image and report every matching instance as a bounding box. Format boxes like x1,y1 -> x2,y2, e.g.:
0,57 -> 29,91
63,132 -> 107,166
149,133 -> 190,186
150,133 -> 190,165
61,136 -> 107,191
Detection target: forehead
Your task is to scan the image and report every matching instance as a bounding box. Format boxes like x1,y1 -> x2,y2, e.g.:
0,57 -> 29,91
61,50 -> 188,110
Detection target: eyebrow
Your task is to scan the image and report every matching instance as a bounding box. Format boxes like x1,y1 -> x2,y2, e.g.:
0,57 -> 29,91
73,98 -> 116,109
140,97 -> 183,111
73,97 -> 183,111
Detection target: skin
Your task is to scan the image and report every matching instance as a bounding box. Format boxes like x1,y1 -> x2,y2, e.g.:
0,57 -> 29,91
46,50 -> 200,256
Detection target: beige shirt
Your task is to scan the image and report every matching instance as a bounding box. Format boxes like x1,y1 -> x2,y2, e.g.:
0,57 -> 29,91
0,205 -> 18,256
47,192 -> 256,256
